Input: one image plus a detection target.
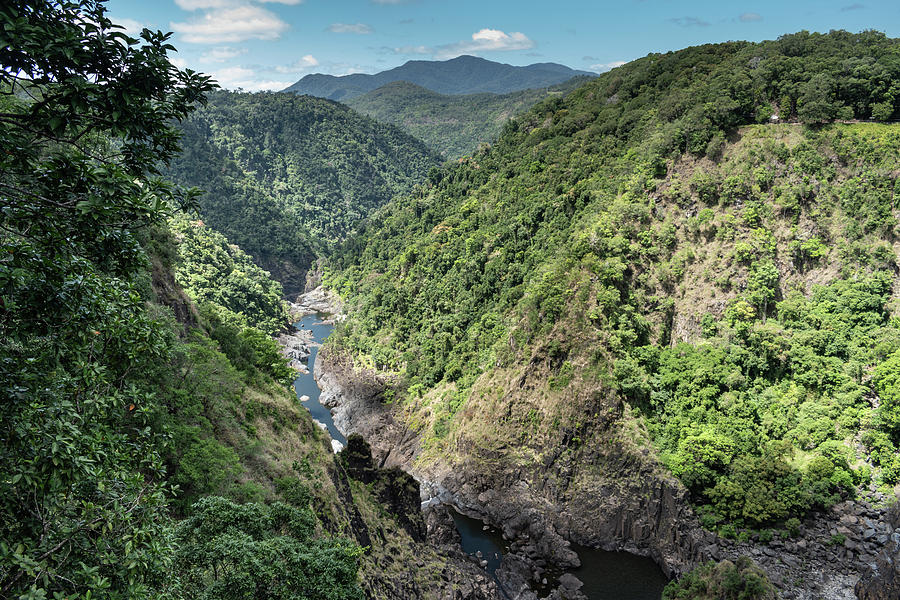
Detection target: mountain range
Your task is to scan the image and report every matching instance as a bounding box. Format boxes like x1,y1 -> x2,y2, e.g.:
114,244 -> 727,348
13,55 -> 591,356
283,55 -> 596,100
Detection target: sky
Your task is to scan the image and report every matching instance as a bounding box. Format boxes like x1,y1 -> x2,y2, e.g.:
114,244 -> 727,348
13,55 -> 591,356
104,0 -> 900,92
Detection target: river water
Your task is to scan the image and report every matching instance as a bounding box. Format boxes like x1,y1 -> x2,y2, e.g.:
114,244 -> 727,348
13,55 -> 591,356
295,313 -> 667,598
451,510 -> 668,600
292,314 -> 346,446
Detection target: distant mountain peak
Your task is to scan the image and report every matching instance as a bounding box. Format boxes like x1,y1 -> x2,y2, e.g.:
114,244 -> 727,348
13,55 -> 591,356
283,56 -> 595,101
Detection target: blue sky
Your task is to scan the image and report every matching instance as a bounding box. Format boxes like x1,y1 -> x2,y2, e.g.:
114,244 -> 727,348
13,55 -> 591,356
105,0 -> 900,91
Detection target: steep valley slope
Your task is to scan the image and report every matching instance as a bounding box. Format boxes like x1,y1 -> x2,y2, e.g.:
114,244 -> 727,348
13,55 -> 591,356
25,4 -> 900,600
345,78 -> 592,160
166,90 -> 440,297
156,219 -> 506,600
321,31 -> 900,599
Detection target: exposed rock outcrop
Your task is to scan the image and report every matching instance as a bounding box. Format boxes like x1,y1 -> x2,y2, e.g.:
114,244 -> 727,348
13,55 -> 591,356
316,345 -> 886,600
278,329 -> 312,372
291,285 -> 343,319
315,347 -> 699,597
341,434 -> 426,542
856,500 -> 900,600
332,435 -> 502,600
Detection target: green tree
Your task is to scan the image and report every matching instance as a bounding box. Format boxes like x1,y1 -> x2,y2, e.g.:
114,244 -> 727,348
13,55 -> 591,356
873,349 -> 900,444
797,74 -> 840,123
175,497 -> 363,600
664,556 -> 775,600
669,431 -> 736,495
0,1 -> 213,597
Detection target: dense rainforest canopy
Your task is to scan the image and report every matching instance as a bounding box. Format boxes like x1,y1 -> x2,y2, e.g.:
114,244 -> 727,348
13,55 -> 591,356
327,30 -> 900,533
5,1 -> 900,596
166,90 -> 441,296
345,77 -> 592,160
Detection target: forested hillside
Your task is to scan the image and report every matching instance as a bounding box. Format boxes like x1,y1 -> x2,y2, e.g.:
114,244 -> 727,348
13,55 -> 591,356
0,4 -> 481,599
284,55 -> 594,100
166,91 -> 440,296
0,3 -> 371,597
346,78 -> 591,159
170,215 -> 288,336
327,30 -> 900,536
8,0 -> 900,596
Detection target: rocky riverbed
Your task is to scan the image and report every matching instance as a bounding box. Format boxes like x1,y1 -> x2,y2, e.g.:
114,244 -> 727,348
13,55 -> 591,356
278,289 -> 505,599
278,287 -> 343,388
298,287 -> 900,600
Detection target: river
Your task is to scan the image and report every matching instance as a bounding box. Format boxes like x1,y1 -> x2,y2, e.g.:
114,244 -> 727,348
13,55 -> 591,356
292,313 -> 346,446
295,312 -> 667,599
451,510 -> 668,600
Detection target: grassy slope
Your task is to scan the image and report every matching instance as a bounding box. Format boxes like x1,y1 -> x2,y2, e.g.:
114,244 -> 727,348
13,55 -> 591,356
391,122 -> 900,516
152,227 -> 487,598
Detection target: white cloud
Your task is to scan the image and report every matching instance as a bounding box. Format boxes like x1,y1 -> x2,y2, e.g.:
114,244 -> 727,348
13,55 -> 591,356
589,61 -> 626,73
199,46 -> 248,62
172,5 -> 289,43
273,54 -> 319,73
392,28 -> 535,59
739,12 -> 762,22
110,16 -> 146,36
174,0 -> 236,9
327,23 -> 373,34
258,0 -> 304,4
667,16 -> 711,27
210,65 -> 294,90
442,29 -> 534,57
392,45 -> 431,55
169,56 -> 189,70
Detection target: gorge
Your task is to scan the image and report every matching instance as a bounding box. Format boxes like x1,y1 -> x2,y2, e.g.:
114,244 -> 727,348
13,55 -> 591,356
5,4 -> 900,599
288,289 -> 671,599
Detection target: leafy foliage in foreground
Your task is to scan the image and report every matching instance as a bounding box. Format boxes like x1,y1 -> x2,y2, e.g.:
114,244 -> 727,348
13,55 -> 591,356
327,31 -> 900,530
166,90 -> 440,294
346,77 -> 591,159
176,496 -> 363,600
0,2 -> 362,598
0,1 -> 212,595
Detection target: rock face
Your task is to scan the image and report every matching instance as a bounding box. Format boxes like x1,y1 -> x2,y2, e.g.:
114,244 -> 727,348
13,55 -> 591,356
427,430 -> 717,589
342,434 -> 427,542
856,501 -> 900,600
316,346 -> 885,600
278,330 -> 311,372
315,350 -> 414,466
291,285 -> 343,318
333,435 -> 502,600
315,347 -> 708,596
713,498 -> 892,600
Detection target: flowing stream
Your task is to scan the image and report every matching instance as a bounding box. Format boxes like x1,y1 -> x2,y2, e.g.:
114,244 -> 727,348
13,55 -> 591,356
292,314 -> 346,446
295,311 -> 667,598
